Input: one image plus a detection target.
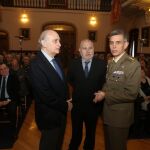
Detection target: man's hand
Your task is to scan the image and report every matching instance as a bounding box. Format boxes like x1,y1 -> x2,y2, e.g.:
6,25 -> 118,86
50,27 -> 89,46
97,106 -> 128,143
67,98 -> 73,111
0,100 -> 11,107
0,101 -> 4,107
145,96 -> 150,101
93,91 -> 105,103
3,100 -> 11,106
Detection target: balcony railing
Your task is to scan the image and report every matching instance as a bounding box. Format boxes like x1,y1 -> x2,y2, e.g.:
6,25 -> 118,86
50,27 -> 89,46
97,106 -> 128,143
0,0 -> 111,12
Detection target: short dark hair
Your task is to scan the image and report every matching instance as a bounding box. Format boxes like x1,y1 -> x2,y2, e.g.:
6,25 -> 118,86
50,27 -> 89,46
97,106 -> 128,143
108,29 -> 128,41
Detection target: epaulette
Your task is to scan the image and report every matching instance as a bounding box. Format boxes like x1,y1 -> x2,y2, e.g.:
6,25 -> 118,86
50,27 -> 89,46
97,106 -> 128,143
127,56 -> 135,62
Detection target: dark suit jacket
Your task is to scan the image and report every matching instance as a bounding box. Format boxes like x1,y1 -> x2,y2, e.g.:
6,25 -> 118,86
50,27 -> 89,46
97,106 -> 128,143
29,51 -> 68,130
0,74 -> 20,102
67,57 -> 106,111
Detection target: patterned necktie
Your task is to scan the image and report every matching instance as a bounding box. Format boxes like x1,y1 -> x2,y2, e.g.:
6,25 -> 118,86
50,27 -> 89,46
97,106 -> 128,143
84,61 -> 90,77
52,58 -> 63,80
1,77 -> 6,99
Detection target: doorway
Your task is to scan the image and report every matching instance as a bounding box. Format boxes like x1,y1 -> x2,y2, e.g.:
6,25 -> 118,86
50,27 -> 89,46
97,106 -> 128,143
0,30 -> 9,51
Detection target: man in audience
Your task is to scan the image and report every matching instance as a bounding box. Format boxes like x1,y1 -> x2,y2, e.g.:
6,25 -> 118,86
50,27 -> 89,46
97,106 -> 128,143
29,30 -> 72,150
0,63 -> 20,131
94,29 -> 141,150
67,39 -> 106,150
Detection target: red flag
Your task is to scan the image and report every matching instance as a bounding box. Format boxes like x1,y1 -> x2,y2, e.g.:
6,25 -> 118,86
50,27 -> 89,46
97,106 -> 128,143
111,0 -> 121,24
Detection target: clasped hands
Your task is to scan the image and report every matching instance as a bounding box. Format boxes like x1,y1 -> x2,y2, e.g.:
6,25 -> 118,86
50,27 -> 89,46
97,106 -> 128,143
66,91 -> 105,110
93,91 -> 105,103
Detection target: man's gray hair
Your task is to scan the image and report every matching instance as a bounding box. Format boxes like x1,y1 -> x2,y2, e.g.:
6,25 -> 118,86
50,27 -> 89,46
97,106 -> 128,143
108,29 -> 128,41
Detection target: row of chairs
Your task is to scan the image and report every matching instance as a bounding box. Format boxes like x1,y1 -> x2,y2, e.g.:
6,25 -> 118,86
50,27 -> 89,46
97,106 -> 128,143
0,96 -> 28,129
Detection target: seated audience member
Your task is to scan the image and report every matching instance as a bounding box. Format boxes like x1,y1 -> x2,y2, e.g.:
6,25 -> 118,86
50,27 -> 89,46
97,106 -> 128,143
0,63 -> 20,130
140,68 -> 150,111
22,56 -> 30,69
22,55 -> 33,100
0,54 -> 4,64
130,67 -> 150,138
138,53 -> 145,62
5,53 -> 13,68
11,58 -> 29,100
139,59 -> 149,77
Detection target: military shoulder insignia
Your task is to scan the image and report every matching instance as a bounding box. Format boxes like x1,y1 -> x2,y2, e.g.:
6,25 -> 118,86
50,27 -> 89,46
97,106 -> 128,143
128,56 -> 135,62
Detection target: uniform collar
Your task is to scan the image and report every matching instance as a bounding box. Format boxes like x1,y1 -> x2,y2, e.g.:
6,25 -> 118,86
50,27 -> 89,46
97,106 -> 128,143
113,52 -> 125,63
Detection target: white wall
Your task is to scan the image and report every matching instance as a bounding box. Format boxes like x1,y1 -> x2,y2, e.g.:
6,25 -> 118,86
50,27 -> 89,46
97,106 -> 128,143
0,7 -> 112,52
1,7 -> 149,54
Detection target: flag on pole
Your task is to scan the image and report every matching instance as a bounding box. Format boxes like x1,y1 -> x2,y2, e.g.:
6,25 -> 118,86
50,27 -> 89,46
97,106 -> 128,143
111,0 -> 121,24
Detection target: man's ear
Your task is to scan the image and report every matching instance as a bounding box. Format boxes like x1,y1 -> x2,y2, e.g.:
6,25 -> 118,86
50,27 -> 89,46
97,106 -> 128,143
124,41 -> 129,49
78,48 -> 81,53
41,40 -> 46,47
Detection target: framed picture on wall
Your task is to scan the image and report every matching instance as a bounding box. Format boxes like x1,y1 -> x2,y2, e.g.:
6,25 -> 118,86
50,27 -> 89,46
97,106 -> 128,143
141,26 -> 150,47
88,30 -> 97,41
20,28 -> 30,40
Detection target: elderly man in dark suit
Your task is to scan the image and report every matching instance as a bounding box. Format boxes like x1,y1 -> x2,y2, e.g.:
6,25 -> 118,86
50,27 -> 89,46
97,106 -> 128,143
67,39 -> 106,150
0,63 -> 20,130
94,29 -> 141,150
29,30 -> 72,150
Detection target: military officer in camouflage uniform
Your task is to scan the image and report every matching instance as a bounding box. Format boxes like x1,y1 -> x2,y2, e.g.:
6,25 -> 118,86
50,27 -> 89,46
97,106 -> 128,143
94,29 -> 141,150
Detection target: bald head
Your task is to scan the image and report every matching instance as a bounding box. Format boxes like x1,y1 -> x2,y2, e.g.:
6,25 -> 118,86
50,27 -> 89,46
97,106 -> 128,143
79,39 -> 94,48
38,30 -> 61,57
39,30 -> 58,45
79,39 -> 94,60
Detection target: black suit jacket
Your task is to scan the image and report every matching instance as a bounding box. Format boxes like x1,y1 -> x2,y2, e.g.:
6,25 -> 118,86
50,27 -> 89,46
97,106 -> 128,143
29,51 -> 68,130
67,57 -> 106,110
0,74 -> 20,101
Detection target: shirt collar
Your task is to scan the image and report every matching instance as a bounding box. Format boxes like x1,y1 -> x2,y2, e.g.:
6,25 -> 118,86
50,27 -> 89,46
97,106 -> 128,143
41,49 -> 54,62
113,52 -> 125,63
82,58 -> 92,63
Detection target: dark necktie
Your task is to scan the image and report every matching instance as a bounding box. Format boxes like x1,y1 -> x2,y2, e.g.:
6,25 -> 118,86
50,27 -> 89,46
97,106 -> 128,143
84,61 -> 90,77
52,58 -> 63,80
1,77 -> 6,99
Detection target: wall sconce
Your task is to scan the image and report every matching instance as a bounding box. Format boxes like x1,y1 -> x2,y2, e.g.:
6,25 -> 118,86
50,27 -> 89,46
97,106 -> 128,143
20,12 -> 29,24
89,16 -> 97,26
145,9 -> 150,24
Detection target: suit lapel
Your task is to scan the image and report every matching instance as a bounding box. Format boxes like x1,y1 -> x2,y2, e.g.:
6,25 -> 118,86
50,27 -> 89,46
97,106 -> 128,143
88,58 -> 95,78
38,52 -> 65,83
